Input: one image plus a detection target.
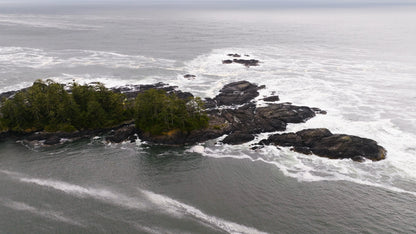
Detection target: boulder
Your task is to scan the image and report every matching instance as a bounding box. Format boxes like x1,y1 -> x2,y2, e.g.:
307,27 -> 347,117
256,104 -> 316,123
222,132 -> 255,145
214,81 -> 261,106
184,74 -> 196,79
308,134 -> 387,161
258,128 -> 387,161
106,125 -> 137,143
263,95 -> 280,102
232,59 -> 259,67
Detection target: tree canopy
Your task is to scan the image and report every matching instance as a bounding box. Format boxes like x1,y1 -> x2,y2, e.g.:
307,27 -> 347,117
0,80 -> 209,135
134,89 -> 208,135
0,79 -> 131,132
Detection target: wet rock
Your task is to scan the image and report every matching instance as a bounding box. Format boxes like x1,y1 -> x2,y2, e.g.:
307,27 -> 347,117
232,59 -> 259,67
308,134 -> 387,161
263,95 -> 280,102
214,80 -> 261,106
222,59 -> 233,64
44,135 -> 61,145
222,132 -> 255,145
256,104 -> 316,124
267,133 -> 302,146
227,53 -> 241,57
296,128 -> 332,146
311,107 -> 327,115
259,128 -> 386,161
106,124 -> 137,143
184,74 -> 196,79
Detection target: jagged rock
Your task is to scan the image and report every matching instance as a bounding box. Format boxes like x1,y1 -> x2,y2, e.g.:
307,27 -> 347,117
259,128 -> 386,161
263,95 -> 280,102
106,124 -> 137,143
256,104 -> 316,123
266,133 -> 302,146
308,134 -> 386,161
184,74 -> 196,79
232,59 -> 259,67
296,128 -> 332,146
214,81 -> 261,106
222,132 -> 254,145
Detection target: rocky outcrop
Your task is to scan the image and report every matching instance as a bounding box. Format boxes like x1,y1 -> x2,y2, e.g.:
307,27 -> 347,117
222,54 -> 260,67
222,59 -> 259,67
259,128 -> 386,161
222,132 -> 255,145
263,95 -> 280,102
213,81 -> 262,106
0,80 -> 386,162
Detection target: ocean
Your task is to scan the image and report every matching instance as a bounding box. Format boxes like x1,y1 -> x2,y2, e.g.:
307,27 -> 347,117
1,3 -> 416,233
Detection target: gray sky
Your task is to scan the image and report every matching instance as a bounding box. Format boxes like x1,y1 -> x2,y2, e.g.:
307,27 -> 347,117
0,0 -> 415,8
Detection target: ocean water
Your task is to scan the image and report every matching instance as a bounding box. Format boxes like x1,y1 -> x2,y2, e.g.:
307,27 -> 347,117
1,4 -> 416,233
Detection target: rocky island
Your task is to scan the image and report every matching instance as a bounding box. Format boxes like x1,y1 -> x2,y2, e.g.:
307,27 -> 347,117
0,78 -> 386,162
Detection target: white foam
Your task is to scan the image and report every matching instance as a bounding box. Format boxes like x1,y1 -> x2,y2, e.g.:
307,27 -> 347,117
187,145 -> 205,154
141,189 -> 268,234
2,170 -> 267,233
0,47 -> 176,70
178,45 -> 416,198
0,198 -> 84,226
18,177 -> 148,210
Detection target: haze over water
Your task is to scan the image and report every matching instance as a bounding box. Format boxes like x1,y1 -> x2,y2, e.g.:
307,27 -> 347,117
1,1 -> 416,233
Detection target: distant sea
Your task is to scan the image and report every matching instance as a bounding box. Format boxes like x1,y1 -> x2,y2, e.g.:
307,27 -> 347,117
1,4 -> 416,233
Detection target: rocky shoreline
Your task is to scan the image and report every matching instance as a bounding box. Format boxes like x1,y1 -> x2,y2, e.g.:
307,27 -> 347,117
0,79 -> 386,162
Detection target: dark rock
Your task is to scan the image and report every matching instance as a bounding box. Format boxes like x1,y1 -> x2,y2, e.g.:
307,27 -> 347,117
308,134 -> 387,161
311,107 -> 327,115
256,104 -> 316,124
227,53 -> 241,57
203,98 -> 217,109
106,125 -> 137,143
171,90 -> 194,100
214,81 -> 260,106
267,133 -> 302,146
232,59 -> 259,67
44,135 -> 61,145
222,59 -> 233,64
258,128 -> 386,161
263,95 -> 280,102
296,128 -> 332,146
292,146 -> 312,155
222,132 -> 254,145
184,74 -> 196,79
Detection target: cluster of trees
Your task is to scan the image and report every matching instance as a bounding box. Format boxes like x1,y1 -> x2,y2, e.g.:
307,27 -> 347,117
0,79 -> 208,135
135,89 -> 208,135
0,79 -> 131,132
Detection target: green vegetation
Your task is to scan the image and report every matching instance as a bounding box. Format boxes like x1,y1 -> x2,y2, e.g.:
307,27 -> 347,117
0,80 -> 209,135
134,89 -> 208,135
0,79 -> 131,132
